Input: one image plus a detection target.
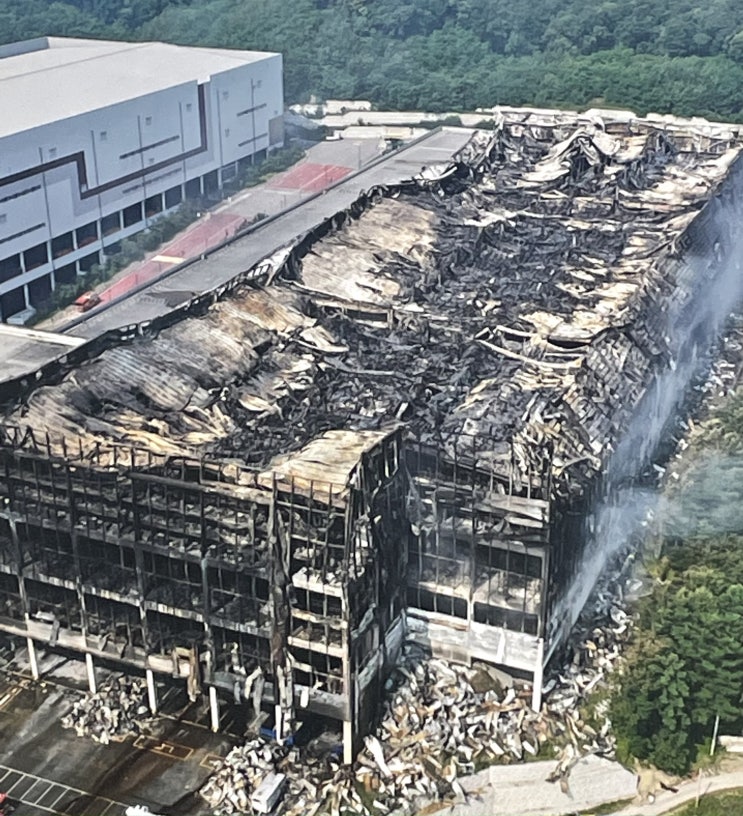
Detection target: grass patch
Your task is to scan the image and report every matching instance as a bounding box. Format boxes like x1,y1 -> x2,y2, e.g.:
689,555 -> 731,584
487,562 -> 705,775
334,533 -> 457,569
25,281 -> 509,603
574,797 -> 634,815
668,787 -> 743,815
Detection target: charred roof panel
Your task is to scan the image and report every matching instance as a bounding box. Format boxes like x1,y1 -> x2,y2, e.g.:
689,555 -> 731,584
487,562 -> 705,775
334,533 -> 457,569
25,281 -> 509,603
4,114 -> 741,499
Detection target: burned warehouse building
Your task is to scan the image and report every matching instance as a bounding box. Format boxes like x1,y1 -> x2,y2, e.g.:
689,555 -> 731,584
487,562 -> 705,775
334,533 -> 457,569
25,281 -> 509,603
1,110 -> 743,762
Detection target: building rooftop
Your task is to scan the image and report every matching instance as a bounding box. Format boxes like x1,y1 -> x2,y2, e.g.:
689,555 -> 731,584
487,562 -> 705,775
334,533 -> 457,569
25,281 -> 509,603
0,129 -> 472,389
0,323 -> 84,382
4,112 -> 740,502
0,37 -> 278,140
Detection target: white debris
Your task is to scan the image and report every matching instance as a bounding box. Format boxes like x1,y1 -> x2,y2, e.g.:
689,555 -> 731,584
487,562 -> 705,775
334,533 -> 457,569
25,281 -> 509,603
60,676 -> 155,743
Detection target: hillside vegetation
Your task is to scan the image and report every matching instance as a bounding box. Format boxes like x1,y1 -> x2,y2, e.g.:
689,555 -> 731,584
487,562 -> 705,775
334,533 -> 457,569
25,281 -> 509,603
3,0 -> 743,121
610,389 -> 743,775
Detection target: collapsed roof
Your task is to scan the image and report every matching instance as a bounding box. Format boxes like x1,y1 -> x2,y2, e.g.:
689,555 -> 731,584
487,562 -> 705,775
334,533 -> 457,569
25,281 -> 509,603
6,114 -> 742,500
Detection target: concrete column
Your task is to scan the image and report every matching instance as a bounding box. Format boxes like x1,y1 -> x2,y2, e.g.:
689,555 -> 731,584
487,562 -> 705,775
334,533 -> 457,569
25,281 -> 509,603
531,637 -> 545,712
85,652 -> 97,694
26,637 -> 39,680
274,704 -> 283,744
343,719 -> 354,765
209,685 -> 220,733
146,669 -> 158,714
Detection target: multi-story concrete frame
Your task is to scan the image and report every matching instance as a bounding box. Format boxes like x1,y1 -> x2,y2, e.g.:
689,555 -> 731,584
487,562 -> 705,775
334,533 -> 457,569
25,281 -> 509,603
3,113 -> 743,763
0,37 -> 283,321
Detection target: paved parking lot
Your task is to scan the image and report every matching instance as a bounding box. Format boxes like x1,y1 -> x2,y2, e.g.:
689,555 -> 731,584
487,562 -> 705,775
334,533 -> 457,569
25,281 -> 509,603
0,764 -> 127,816
0,660 -> 234,816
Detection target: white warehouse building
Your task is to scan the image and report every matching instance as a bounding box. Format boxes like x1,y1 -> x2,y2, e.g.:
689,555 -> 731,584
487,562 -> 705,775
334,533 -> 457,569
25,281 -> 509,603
0,36 -> 284,322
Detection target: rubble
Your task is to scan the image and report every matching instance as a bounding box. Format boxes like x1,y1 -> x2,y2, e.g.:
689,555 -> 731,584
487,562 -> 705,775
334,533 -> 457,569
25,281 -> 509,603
633,762 -> 682,804
3,108 -> 743,762
60,676 -> 155,744
201,740 -> 282,814
201,584 -> 633,816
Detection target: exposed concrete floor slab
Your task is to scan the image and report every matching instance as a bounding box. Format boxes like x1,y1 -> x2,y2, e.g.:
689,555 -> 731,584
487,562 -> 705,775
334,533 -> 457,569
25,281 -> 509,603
438,755 -> 637,816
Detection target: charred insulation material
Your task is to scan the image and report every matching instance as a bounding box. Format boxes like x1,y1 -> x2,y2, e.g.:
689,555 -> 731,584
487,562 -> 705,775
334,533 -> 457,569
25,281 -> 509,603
1,111 -> 743,760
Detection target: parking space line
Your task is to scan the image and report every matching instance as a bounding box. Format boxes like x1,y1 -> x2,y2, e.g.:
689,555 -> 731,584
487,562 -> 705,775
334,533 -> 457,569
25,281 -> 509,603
6,774 -> 36,804
6,774 -> 33,797
28,781 -> 54,804
1,771 -> 21,793
200,752 -> 223,770
0,764 -> 130,816
132,734 -> 193,760
23,778 -> 43,800
50,788 -> 72,809
37,785 -> 69,809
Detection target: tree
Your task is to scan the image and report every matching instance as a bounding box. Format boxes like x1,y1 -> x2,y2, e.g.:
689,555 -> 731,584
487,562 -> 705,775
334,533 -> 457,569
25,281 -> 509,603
611,540 -> 743,775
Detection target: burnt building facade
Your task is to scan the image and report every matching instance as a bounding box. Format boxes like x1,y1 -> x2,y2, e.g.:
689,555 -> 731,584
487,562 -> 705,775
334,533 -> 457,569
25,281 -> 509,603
1,111 -> 743,760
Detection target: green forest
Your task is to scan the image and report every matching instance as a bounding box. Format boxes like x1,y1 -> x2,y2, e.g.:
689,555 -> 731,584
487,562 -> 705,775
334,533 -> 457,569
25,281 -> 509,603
610,390 -> 743,775
4,0 -> 743,121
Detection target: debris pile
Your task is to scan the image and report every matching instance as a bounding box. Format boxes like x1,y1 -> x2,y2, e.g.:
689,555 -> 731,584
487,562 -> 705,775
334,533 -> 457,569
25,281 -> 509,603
201,599 -> 633,816
200,738 -> 357,816
352,652 -> 538,811
200,740 -> 280,814
60,676 -> 154,744
543,574 -> 634,785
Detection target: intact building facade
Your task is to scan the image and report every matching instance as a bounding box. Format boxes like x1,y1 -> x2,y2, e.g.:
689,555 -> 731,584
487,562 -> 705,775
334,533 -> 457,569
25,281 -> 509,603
0,37 -> 284,322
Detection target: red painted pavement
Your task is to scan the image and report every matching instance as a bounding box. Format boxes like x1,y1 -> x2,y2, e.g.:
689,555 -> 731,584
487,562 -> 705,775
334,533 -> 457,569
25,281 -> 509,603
99,212 -> 246,304
98,163 -> 351,305
269,162 -> 352,193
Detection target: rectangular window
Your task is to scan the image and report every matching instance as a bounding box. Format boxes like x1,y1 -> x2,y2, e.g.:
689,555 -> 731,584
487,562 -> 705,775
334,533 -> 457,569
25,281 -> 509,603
54,263 -> 77,286
23,242 -> 49,271
164,185 -> 182,209
100,131 -> 107,141
122,202 -> 143,228
78,251 -> 100,273
0,286 -> 25,319
0,214 -> 6,224
222,90 -> 229,100
145,116 -> 152,126
202,170 -> 219,194
51,232 -> 74,259
75,221 -> 98,248
184,178 -> 201,199
27,273 -> 52,308
0,254 -> 22,283
101,211 -> 121,237
48,147 -> 57,158
224,128 -> 230,138
144,193 -> 163,217
185,102 -> 192,112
